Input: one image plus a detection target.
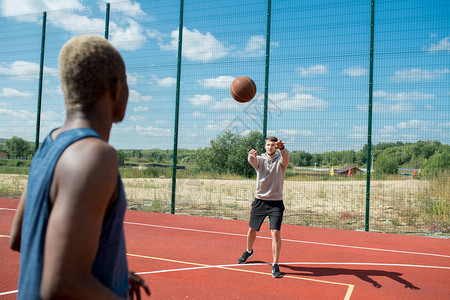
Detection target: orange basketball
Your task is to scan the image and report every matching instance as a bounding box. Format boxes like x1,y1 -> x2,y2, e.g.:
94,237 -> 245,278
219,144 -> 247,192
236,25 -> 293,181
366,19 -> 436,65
230,76 -> 257,103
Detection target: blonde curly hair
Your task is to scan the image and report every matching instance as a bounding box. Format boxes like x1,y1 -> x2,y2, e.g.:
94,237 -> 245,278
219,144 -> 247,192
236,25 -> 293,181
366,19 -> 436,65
59,35 -> 125,109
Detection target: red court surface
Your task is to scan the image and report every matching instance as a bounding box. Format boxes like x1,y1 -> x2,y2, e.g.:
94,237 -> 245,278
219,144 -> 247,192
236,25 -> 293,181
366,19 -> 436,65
1,197 -> 449,299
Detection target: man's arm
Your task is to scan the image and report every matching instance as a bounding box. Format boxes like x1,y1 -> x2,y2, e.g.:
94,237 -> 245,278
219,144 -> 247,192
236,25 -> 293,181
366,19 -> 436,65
248,149 -> 259,169
40,138 -> 123,300
276,140 -> 290,168
10,187 -> 27,252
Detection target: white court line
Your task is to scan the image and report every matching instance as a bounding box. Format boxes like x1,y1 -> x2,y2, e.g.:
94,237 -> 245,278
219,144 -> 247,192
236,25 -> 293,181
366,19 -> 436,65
0,208 -> 16,211
1,206 -> 448,259
136,262 -> 269,275
124,221 -> 450,259
136,262 -> 450,275
129,253 -> 355,300
0,290 -> 18,296
3,261 -> 448,298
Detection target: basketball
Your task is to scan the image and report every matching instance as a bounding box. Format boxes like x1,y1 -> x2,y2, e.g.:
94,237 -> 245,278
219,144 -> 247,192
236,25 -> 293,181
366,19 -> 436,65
230,76 -> 257,103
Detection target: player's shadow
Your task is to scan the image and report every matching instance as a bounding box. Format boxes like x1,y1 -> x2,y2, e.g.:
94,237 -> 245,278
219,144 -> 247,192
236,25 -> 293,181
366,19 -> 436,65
281,265 -> 420,290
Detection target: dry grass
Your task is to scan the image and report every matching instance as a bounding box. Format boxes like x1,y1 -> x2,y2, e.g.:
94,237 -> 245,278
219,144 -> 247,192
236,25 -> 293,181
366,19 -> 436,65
1,174 -> 447,237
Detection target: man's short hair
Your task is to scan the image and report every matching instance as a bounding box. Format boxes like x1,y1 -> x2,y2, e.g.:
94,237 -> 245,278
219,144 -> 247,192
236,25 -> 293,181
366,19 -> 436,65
265,136 -> 278,143
59,35 -> 125,109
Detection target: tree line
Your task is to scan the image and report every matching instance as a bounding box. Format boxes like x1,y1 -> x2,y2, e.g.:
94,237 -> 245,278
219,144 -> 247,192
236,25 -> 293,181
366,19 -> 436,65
2,132 -> 449,177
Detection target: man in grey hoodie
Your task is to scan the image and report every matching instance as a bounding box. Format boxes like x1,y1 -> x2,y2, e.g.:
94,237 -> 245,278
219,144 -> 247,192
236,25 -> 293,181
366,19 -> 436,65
237,136 -> 290,278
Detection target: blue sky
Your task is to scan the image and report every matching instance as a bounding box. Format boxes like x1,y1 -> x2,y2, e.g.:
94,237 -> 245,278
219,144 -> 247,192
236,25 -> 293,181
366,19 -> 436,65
0,0 -> 449,152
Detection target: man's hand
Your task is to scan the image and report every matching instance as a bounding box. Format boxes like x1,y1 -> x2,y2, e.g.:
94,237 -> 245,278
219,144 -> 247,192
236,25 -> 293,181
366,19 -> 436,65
129,272 -> 150,300
276,140 -> 285,150
249,149 -> 258,157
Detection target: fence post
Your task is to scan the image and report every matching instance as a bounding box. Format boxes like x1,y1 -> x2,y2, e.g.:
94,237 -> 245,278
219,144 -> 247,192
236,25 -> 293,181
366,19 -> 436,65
105,3 -> 110,39
365,0 -> 375,232
171,0 -> 184,214
262,0 -> 272,153
261,0 -> 272,153
35,11 -> 47,152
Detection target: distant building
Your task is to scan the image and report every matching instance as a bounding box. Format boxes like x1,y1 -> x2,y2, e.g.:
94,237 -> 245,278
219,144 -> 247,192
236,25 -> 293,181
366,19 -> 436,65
0,151 -> 7,159
334,166 -> 363,176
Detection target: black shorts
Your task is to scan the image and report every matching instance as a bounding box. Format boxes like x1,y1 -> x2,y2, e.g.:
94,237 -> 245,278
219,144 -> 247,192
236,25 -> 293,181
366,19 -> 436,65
249,198 -> 285,231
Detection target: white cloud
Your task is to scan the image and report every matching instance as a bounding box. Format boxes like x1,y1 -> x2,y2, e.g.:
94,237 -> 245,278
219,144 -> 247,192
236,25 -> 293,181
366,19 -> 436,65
296,65 -> 328,77
0,61 -> 58,80
211,98 -> 244,110
188,94 -> 216,106
197,76 -> 234,89
0,1 -> 147,51
135,125 -> 171,136
192,111 -> 205,118
99,0 -> 146,18
397,120 -> 433,129
127,115 -> 144,122
373,90 -> 435,101
342,66 -> 368,77
0,0 -> 82,21
128,90 -> 151,102
109,18 -> 147,51
269,92 -> 328,111
424,36 -> 450,52
0,108 -> 35,120
278,128 -> 313,137
126,72 -> 141,85
153,76 -> 177,87
204,119 -> 234,131
392,68 -> 450,82
348,126 -> 367,140
133,106 -> 148,112
41,110 -> 64,122
237,35 -> 265,57
379,126 -> 396,134
357,103 -> 414,113
186,94 -> 252,111
438,122 -> 450,128
0,88 -> 33,98
51,12 -> 104,34
160,27 -> 229,62
235,35 -> 278,57
292,84 -> 325,93
147,28 -> 166,41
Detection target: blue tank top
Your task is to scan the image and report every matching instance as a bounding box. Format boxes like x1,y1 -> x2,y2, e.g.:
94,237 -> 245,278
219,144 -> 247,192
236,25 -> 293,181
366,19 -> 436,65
18,128 -> 129,299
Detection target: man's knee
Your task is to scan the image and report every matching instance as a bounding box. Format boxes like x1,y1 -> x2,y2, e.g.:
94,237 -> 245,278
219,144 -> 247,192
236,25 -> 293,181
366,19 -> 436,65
270,229 -> 281,239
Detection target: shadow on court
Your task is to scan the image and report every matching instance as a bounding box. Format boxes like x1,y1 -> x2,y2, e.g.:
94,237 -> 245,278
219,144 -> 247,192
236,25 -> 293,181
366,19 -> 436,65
281,265 -> 421,290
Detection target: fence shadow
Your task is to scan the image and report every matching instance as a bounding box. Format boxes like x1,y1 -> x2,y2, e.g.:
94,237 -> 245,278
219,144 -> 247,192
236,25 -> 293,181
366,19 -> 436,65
281,265 -> 420,290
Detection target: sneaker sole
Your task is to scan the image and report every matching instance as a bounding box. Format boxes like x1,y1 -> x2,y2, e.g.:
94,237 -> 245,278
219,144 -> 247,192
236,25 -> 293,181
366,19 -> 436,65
238,253 -> 253,264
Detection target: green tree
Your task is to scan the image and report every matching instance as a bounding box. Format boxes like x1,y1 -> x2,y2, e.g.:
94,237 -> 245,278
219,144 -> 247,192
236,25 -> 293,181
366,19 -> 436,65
375,152 -> 398,175
5,136 -> 34,158
117,150 -> 127,165
227,130 -> 263,177
290,150 -> 312,166
356,144 -> 368,165
195,130 -> 263,177
425,145 -> 450,176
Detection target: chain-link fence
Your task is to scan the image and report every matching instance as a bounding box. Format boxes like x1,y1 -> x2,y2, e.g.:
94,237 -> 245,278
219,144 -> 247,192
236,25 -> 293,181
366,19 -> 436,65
0,0 -> 448,237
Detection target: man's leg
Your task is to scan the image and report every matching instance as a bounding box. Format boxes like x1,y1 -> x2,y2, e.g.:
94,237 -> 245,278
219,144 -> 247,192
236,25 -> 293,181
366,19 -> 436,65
271,229 -> 283,278
238,227 -> 257,264
247,227 -> 257,251
271,229 -> 281,264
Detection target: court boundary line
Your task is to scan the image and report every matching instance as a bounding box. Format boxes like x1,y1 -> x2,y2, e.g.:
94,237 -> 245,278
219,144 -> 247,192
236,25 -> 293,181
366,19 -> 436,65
124,221 -> 450,259
128,253 -> 355,300
0,290 -> 18,296
2,207 -> 449,259
0,208 -> 16,211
